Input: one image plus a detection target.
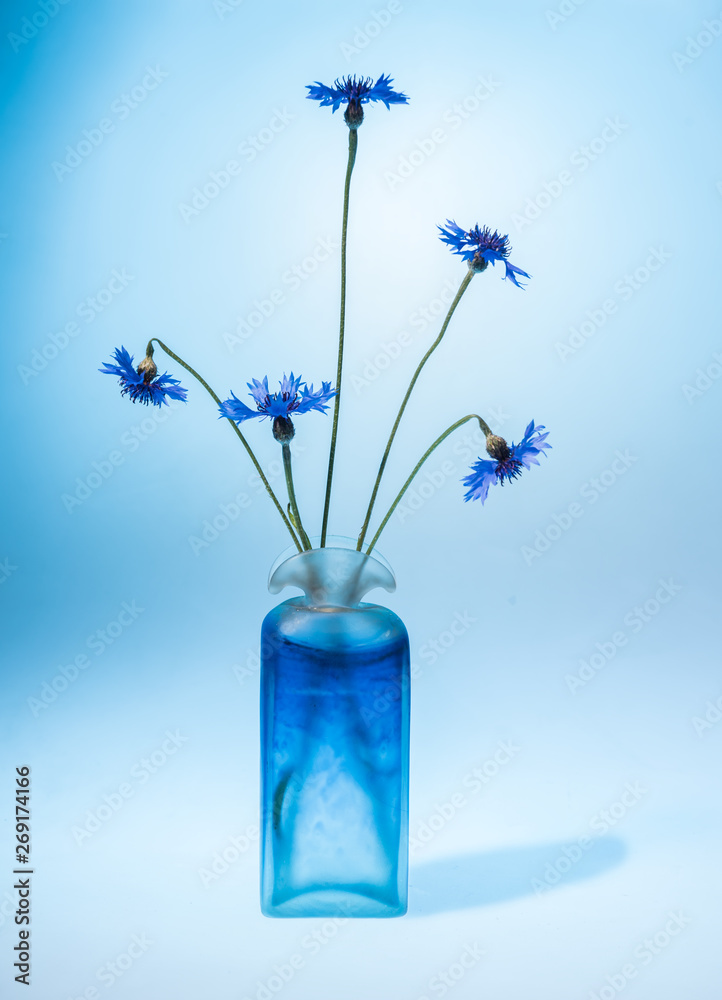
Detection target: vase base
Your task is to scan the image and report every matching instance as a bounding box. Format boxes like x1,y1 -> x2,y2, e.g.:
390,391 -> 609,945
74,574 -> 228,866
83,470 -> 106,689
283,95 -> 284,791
262,887 -> 407,919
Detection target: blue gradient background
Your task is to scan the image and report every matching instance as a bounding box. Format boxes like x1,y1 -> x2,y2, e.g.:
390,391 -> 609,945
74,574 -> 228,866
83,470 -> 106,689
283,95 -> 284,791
1,0 -> 720,996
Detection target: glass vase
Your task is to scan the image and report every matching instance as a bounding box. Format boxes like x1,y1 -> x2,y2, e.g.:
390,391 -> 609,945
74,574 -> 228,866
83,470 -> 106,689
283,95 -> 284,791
260,541 -> 410,918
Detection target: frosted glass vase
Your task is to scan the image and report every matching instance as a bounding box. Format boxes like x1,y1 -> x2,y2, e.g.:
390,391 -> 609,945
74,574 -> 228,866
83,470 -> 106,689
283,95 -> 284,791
260,542 -> 410,918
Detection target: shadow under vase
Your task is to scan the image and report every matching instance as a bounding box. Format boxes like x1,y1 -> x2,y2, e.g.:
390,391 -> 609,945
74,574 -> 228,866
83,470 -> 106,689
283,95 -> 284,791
408,836 -> 627,916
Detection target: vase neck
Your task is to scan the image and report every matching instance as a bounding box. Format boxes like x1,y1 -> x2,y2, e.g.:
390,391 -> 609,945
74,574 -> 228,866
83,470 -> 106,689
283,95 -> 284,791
268,547 -> 396,608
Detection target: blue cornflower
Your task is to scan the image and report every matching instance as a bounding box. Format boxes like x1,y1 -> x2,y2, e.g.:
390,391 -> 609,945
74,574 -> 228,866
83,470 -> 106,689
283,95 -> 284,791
438,221 -> 531,288
306,74 -> 408,127
219,374 -> 336,442
462,421 -> 551,503
99,346 -> 188,407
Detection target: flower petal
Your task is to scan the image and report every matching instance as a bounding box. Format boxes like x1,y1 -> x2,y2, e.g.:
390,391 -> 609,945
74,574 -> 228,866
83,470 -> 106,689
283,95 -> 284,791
219,392 -> 262,422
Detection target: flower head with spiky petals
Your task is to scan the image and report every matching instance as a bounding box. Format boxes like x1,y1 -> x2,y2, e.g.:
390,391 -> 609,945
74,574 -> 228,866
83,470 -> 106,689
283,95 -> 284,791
438,221 -> 531,289
99,346 -> 188,407
462,421 -> 551,504
306,73 -> 408,127
219,374 -> 336,442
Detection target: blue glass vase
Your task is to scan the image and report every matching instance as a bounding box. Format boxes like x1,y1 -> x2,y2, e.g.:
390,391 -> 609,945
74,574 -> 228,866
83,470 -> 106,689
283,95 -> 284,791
260,542 -> 410,918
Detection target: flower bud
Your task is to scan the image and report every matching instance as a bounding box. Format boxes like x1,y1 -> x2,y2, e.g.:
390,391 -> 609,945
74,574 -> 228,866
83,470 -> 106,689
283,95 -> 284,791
468,252 -> 489,274
272,415 -> 295,443
137,355 -> 158,383
344,100 -> 364,129
485,434 -> 511,461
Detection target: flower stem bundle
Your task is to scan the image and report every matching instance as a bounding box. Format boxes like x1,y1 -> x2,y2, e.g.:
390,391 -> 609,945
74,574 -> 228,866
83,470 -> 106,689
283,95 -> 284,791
99,73 -> 550,556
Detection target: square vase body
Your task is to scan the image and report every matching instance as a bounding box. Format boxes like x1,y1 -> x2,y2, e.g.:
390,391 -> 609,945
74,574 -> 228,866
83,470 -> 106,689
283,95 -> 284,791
260,546 -> 410,918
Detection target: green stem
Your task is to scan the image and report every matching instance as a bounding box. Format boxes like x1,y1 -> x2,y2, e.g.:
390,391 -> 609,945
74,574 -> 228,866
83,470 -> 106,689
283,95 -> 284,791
320,126 -> 359,548
282,444 -> 312,551
148,338 -> 301,552
366,413 -> 491,555
356,269 -> 476,551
